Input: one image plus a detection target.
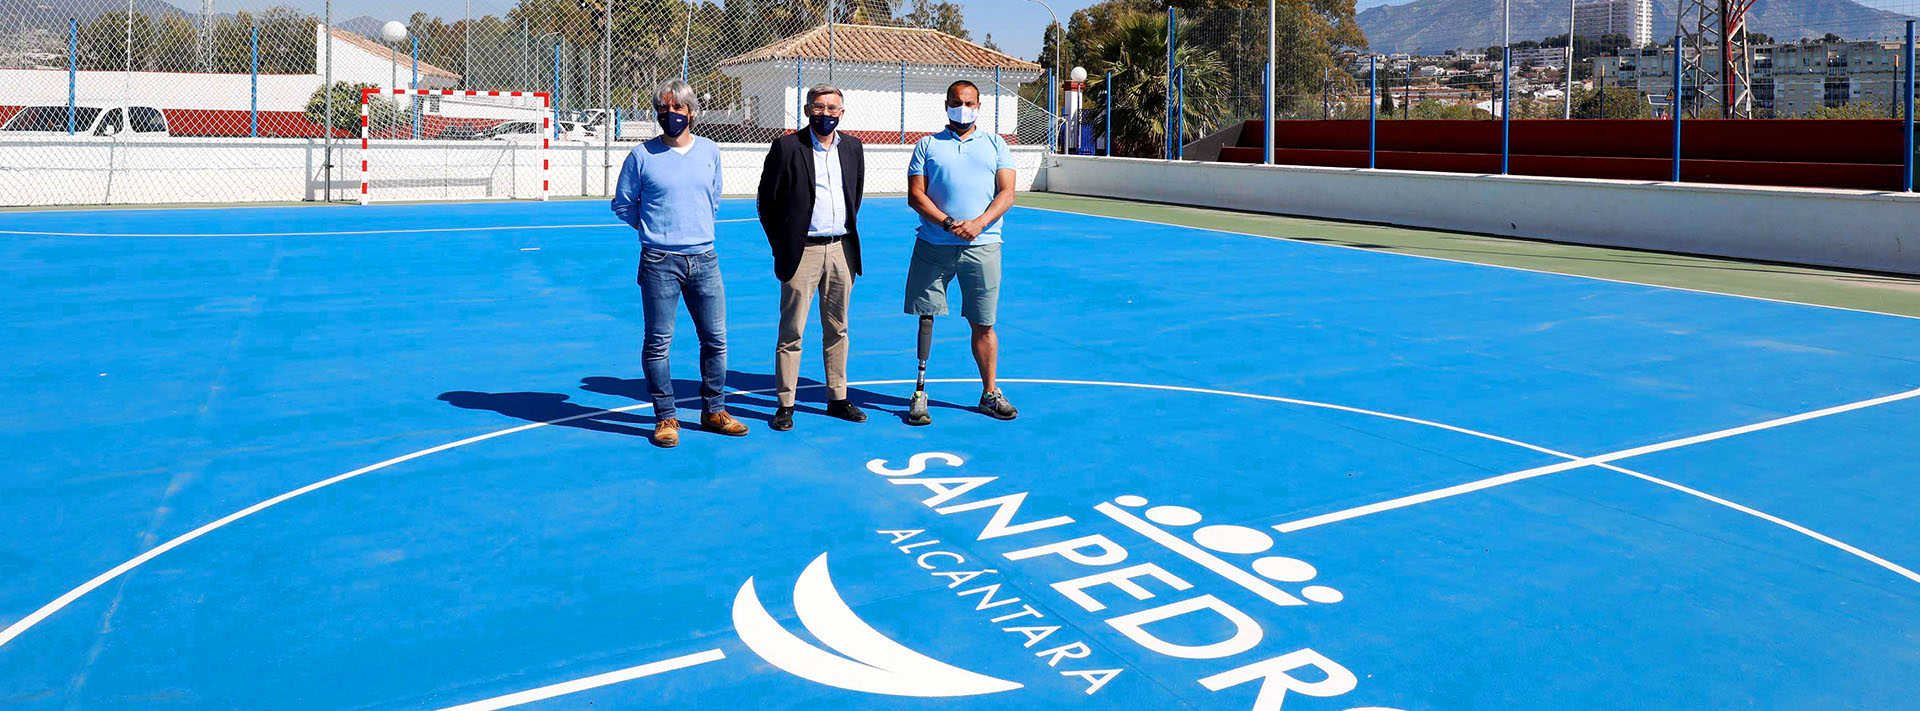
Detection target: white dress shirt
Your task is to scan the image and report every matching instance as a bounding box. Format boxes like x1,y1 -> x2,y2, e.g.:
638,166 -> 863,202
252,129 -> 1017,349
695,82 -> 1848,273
807,133 -> 847,237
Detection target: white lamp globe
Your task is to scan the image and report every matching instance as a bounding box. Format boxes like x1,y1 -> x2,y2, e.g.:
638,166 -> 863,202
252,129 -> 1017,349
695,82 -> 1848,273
1070,66 -> 1088,82
380,21 -> 408,43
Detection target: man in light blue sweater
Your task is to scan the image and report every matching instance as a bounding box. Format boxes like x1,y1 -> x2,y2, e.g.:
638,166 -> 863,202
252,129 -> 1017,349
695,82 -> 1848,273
611,79 -> 748,448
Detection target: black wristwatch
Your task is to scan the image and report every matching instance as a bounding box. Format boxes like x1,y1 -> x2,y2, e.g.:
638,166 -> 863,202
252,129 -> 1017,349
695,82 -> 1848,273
941,216 -> 958,231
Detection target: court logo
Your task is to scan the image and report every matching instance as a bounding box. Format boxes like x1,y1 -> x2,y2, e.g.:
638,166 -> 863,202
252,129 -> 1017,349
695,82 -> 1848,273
732,552 -> 1024,698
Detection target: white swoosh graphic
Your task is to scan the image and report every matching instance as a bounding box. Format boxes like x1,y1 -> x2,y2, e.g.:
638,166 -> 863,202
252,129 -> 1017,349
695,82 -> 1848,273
731,554 -> 1021,697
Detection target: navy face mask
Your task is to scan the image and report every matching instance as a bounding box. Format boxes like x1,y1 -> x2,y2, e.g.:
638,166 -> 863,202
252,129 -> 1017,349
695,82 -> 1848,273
657,111 -> 689,138
808,113 -> 839,137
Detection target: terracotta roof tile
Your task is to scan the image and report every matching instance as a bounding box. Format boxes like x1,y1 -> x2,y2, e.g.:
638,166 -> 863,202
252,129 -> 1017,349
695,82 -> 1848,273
718,24 -> 1040,72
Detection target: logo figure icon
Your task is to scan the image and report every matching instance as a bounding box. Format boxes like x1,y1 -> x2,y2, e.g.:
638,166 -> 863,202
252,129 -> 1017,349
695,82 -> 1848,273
732,552 -> 1023,697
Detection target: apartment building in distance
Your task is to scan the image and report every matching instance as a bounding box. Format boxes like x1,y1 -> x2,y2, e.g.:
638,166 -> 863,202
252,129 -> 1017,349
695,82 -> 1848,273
1590,39 -> 1911,116
1574,0 -> 1656,49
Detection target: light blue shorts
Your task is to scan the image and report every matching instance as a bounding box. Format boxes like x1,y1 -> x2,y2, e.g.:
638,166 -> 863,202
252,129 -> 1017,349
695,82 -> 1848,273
903,240 -> 1001,327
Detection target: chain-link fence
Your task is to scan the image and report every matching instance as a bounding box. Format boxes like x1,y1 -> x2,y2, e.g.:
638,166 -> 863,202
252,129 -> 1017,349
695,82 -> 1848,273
0,0 -> 1060,206
1064,0 -> 1918,191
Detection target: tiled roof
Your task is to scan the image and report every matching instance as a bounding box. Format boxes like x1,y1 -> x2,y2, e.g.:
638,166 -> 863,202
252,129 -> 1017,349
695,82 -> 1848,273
718,24 -> 1040,72
329,27 -> 461,80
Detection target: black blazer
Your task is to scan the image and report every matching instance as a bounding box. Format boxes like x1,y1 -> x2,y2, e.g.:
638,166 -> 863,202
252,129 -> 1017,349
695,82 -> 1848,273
757,130 -> 864,282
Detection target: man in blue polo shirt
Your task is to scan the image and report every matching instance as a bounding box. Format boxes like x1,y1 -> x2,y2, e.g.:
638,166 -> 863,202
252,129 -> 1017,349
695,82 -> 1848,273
904,79 -> 1019,423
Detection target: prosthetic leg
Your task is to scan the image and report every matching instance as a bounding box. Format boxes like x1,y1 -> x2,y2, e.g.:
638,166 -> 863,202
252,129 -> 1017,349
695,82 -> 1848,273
907,315 -> 933,426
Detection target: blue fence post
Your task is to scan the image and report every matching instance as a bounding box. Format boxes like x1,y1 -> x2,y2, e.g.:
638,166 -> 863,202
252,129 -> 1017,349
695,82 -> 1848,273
1175,68 -> 1185,159
66,18 -> 76,136
1262,61 -> 1273,165
1905,20 -> 1914,192
614,108 -> 621,140
411,35 -> 421,139
1166,6 -> 1176,160
1368,55 -> 1378,169
1105,70 -> 1121,156
900,60 -> 907,144
1500,47 -> 1510,174
250,26 -> 260,137
1671,36 -> 1682,182
552,42 -> 563,138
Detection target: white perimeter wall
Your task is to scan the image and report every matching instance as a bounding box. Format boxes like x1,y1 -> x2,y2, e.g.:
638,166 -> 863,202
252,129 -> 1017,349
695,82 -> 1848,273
1046,155 -> 1920,276
0,138 -> 1046,206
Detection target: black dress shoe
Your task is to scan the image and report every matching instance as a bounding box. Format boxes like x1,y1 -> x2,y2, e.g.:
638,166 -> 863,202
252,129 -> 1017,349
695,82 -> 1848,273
770,406 -> 794,431
826,399 -> 868,423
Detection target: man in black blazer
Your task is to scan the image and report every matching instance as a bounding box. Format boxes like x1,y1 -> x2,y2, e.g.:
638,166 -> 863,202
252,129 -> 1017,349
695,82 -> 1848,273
757,84 -> 867,432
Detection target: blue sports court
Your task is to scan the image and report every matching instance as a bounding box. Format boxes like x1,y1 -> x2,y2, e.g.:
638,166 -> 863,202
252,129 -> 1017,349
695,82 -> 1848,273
2,198 -> 1917,710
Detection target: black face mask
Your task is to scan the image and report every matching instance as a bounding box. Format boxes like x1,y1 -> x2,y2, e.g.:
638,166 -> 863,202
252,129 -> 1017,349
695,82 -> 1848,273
808,113 -> 839,137
657,111 -> 689,138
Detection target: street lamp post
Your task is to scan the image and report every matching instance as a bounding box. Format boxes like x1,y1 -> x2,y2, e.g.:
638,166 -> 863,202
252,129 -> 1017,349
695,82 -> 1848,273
1024,0 -> 1063,150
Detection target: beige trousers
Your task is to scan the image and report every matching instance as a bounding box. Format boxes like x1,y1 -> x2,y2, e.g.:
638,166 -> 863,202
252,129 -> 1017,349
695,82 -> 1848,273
776,240 -> 853,407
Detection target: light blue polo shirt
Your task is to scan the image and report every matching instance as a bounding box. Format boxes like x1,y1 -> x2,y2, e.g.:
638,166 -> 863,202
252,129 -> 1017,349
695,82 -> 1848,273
908,128 -> 1016,246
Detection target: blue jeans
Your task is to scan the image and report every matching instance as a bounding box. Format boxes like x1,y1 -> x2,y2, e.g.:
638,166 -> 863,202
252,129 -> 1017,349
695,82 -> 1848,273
638,248 -> 727,419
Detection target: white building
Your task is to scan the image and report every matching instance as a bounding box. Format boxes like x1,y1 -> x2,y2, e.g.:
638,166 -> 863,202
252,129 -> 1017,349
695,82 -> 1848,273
0,24 -> 473,133
716,23 -> 1042,141
1574,0 -> 1655,49
1510,47 -> 1569,67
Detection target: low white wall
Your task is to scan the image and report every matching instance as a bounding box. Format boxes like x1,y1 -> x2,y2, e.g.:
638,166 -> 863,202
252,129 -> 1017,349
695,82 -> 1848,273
0,138 -> 1046,206
1046,155 -> 1920,276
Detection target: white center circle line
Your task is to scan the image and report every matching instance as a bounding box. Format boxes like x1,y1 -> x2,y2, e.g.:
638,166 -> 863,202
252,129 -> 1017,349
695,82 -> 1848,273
1,377 -> 1908,651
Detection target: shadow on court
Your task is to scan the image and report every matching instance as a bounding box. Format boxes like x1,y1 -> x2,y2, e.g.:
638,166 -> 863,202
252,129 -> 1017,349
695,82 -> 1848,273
582,371 -> 973,426
436,391 -> 690,438
441,372 -> 974,434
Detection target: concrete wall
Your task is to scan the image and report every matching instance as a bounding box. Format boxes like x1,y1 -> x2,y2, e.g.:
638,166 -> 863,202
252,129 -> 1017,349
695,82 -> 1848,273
0,137 -> 1046,206
1046,155 -> 1920,275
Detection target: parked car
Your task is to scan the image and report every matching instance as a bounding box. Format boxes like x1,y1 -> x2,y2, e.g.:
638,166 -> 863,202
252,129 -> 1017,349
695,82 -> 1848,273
569,108 -> 653,140
2,105 -> 170,137
482,119 -> 587,142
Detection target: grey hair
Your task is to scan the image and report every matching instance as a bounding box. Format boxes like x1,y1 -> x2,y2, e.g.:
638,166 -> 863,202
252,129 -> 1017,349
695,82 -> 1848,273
805,83 -> 844,106
654,79 -> 699,114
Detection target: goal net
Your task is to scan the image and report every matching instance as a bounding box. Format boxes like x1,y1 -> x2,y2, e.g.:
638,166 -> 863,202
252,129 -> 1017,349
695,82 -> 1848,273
359,89 -> 552,204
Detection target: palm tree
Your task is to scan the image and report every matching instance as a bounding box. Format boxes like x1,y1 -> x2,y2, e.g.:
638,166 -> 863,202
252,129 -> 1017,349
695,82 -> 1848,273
1083,12 -> 1230,158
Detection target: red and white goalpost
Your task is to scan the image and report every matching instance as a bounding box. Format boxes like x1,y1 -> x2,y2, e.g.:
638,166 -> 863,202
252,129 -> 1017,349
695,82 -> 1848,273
359,88 -> 552,205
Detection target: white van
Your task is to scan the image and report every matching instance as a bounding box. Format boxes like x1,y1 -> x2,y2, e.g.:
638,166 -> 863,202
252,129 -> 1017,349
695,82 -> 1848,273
1,105 -> 171,137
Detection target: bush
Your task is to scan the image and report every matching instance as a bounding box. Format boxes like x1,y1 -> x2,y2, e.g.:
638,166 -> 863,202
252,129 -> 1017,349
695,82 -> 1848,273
305,81 -> 404,135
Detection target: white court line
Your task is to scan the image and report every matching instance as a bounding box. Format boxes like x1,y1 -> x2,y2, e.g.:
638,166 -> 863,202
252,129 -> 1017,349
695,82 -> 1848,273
0,378 -> 1570,650
1591,461 -> 1920,584
430,649 -> 725,711
1013,204 -> 1920,322
1274,386 -> 1920,533
0,218 -> 755,238
5,378 -> 1916,653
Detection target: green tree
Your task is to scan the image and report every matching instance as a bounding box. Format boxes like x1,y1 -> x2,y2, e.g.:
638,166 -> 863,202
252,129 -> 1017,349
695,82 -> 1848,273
1571,86 -> 1648,118
79,11 -> 156,71
1406,100 -> 1490,119
1083,11 -> 1230,156
307,81 -> 403,134
1806,102 -> 1900,119
899,0 -> 969,38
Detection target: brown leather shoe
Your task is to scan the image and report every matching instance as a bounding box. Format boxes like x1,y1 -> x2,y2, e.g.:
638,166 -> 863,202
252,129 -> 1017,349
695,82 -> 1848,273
701,410 -> 750,436
651,418 -> 680,448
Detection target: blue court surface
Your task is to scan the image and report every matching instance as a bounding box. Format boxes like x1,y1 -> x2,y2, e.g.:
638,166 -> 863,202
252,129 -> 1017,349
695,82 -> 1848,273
3,198 -> 1918,711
